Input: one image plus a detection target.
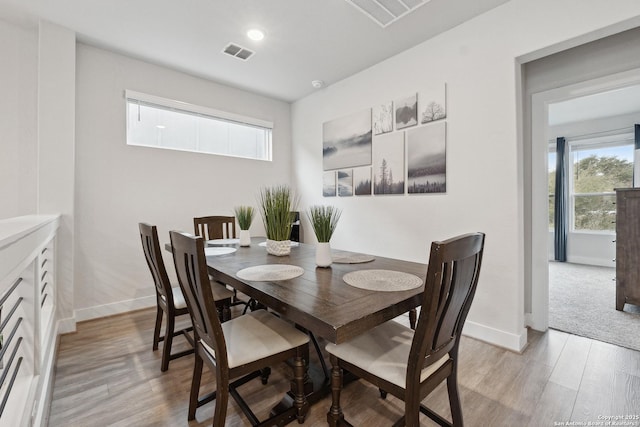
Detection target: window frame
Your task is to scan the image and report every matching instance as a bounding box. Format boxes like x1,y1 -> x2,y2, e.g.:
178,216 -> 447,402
125,90 -> 273,161
567,132 -> 634,234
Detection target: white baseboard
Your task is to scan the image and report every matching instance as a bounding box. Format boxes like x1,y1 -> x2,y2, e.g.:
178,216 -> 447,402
57,317 -> 76,334
462,320 -> 528,353
567,255 -> 616,268
74,295 -> 156,322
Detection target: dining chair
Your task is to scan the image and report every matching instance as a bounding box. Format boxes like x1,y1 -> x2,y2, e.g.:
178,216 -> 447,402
326,232 -> 485,427
193,215 -> 237,241
169,230 -> 310,426
194,215 -> 253,311
139,223 -> 234,371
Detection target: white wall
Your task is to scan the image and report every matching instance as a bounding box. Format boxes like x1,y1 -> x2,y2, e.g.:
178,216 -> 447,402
0,19 -> 38,219
38,21 -> 76,331
74,44 -> 292,320
291,0 -> 640,351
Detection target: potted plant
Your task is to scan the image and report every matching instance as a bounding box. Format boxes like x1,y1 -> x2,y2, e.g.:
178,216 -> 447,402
234,205 -> 255,246
258,185 -> 299,256
307,205 -> 342,267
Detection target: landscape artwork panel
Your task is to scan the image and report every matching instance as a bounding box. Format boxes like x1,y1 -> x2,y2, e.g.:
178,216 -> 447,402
373,132 -> 405,195
323,171 -> 336,197
372,102 -> 393,135
323,109 -> 372,171
338,169 -> 353,197
407,122 -> 446,194
419,83 -> 447,124
394,94 -> 417,130
353,166 -> 372,195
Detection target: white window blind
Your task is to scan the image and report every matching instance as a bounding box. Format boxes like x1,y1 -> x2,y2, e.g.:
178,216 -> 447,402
125,90 -> 272,161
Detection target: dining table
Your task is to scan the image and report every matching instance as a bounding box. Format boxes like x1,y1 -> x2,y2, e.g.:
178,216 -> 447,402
165,236 -> 427,424
204,237 -> 426,345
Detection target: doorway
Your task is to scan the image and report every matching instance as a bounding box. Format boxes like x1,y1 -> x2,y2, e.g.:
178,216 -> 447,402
530,70 -> 640,351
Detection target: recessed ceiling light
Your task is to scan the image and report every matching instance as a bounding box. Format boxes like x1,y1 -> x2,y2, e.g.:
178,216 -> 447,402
311,80 -> 325,89
247,29 -> 265,41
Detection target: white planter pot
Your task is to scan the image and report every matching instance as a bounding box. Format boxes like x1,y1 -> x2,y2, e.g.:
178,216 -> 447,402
266,239 -> 291,256
315,242 -> 332,267
239,229 -> 251,246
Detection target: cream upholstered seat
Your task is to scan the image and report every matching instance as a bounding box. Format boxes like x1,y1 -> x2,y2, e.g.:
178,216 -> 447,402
161,286 -> 186,310
326,233 -> 486,427
169,230 -> 310,426
326,320 -> 449,389
200,309 -> 309,369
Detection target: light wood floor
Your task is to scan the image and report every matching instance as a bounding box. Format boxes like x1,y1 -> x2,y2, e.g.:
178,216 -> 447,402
48,308 -> 640,426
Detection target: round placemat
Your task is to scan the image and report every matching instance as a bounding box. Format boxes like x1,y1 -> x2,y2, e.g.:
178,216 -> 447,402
236,264 -> 304,281
343,269 -> 423,292
207,238 -> 240,246
205,247 -> 237,256
332,252 -> 375,264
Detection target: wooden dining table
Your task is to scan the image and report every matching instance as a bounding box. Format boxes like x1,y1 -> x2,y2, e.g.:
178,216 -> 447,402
205,237 -> 426,345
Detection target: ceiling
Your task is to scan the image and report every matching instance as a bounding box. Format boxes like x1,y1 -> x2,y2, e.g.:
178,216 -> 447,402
549,84 -> 640,126
0,0 -> 509,102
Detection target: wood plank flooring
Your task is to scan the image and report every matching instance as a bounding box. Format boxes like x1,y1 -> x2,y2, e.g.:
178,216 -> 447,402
48,308 -> 640,426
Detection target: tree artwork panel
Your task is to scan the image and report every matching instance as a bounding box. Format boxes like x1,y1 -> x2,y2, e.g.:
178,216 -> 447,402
323,171 -> 336,197
323,109 -> 372,171
419,83 -> 447,124
372,102 -> 393,135
338,169 -> 354,197
353,166 -> 372,195
407,122 -> 446,194
394,94 -> 417,130
373,132 -> 405,195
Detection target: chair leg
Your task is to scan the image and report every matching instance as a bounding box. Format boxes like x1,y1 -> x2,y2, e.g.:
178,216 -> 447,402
161,312 -> 175,372
447,372 -> 464,426
327,355 -> 345,427
379,388 -> 388,399
153,306 -> 163,351
213,373 -> 229,427
188,354 -> 203,421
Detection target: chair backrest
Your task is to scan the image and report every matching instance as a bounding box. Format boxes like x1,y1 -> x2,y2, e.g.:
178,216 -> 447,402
193,216 -> 236,240
409,233 -> 485,378
169,230 -> 228,368
139,223 -> 173,304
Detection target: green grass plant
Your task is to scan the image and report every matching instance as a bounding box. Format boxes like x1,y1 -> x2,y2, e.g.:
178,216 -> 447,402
307,205 -> 342,243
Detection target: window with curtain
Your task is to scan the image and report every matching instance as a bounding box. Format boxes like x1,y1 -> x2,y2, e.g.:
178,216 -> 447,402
125,90 -> 273,161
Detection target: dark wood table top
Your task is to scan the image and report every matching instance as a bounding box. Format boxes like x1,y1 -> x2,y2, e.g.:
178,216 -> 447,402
204,238 -> 426,344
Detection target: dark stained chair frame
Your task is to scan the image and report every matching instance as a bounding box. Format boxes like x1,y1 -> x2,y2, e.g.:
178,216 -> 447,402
169,230 -> 310,426
193,215 -> 237,241
327,232 -> 485,427
139,222 -> 195,372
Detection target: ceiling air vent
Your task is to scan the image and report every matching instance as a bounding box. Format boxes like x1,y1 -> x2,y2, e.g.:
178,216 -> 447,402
222,43 -> 255,61
345,0 -> 431,28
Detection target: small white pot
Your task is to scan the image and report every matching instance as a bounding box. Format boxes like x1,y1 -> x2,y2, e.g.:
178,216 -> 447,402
315,242 -> 332,268
266,239 -> 291,256
239,229 -> 251,246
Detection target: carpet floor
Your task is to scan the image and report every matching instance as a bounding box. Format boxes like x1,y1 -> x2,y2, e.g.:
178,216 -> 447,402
549,261 -> 640,351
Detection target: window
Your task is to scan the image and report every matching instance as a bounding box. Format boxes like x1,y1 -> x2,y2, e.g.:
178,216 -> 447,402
125,90 -> 272,161
548,149 -> 556,229
569,136 -> 633,232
